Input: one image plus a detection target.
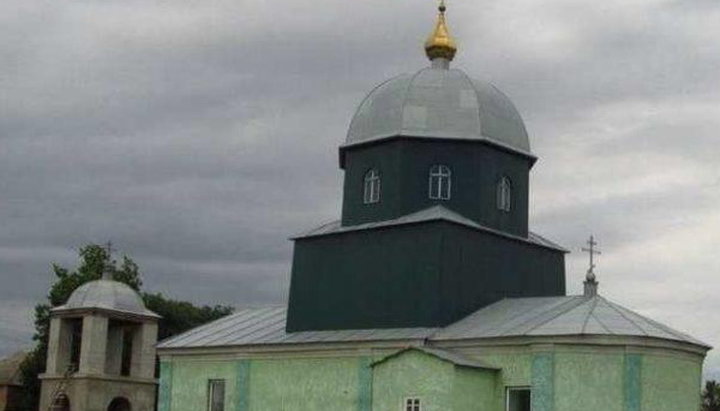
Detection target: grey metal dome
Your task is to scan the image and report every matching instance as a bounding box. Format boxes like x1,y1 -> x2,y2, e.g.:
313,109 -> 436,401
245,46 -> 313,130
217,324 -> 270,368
56,279 -> 158,317
346,67 -> 531,155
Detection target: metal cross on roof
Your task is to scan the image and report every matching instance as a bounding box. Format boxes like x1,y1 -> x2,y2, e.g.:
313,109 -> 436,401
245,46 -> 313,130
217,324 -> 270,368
581,235 -> 601,274
104,241 -> 116,257
101,241 -> 116,280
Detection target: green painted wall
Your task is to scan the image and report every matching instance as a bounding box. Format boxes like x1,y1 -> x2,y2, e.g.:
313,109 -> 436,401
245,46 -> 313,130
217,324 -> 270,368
170,360 -> 238,411
158,361 -> 173,411
248,357 -> 361,411
340,139 -> 532,237
624,354 -> 641,411
481,351 -> 533,409
452,367 -> 496,411
372,350 -> 455,411
158,345 -> 705,411
640,354 -> 702,411
531,353 -> 554,411
554,352 -> 623,411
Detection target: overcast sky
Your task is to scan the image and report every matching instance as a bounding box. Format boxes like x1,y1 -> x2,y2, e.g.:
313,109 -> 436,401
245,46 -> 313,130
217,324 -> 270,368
1,0 -> 719,379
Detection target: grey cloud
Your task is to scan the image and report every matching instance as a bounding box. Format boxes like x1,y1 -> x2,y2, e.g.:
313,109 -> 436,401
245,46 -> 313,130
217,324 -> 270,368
1,0 -> 719,378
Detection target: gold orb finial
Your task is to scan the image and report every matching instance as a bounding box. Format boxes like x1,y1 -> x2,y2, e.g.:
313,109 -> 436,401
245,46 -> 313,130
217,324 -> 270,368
424,0 -> 457,63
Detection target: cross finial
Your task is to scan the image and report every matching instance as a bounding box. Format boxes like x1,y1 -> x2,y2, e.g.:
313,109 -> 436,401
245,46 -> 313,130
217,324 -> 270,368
104,241 -> 116,257
581,235 -> 601,297
581,235 -> 601,274
101,241 -> 116,280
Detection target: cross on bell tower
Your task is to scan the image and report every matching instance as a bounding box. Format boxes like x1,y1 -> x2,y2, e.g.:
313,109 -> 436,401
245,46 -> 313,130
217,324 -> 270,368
581,235 -> 601,297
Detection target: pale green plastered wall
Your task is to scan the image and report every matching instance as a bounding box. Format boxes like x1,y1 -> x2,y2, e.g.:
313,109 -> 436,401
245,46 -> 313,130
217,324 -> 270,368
641,354 -> 702,411
471,345 -> 704,411
158,361 -> 172,411
480,350 -> 533,409
452,366 -> 496,411
531,352 -> 554,411
170,359 -> 239,411
372,350 -> 455,411
372,349 -> 496,411
554,351 -> 623,411
248,357 -> 362,411
158,344 -> 705,411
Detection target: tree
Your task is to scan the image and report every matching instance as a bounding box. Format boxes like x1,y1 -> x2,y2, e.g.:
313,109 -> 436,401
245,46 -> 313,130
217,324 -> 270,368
703,380 -> 720,411
18,244 -> 233,411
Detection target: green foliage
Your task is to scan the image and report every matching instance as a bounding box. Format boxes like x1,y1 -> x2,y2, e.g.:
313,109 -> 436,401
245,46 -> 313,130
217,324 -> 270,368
17,243 -> 233,411
703,380 -> 720,411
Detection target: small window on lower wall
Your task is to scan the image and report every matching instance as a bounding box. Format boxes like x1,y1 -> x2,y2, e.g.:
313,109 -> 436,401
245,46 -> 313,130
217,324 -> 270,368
208,379 -> 225,411
506,387 -> 531,411
404,397 -> 421,411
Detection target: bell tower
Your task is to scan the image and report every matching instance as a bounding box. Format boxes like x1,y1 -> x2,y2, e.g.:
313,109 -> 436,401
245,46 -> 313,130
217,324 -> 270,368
39,266 -> 159,411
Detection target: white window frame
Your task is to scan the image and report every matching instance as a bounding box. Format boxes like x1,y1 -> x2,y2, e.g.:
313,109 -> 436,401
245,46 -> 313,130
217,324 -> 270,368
207,379 -> 225,411
497,176 -> 512,212
403,397 -> 422,411
429,164 -> 451,200
505,386 -> 532,411
363,168 -> 381,204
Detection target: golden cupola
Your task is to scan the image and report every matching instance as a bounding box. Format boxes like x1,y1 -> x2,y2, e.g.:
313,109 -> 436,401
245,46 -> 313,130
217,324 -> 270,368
424,0 -> 457,65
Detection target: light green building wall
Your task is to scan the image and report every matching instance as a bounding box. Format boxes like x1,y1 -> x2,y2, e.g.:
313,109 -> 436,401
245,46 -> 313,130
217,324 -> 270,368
169,359 -> 239,411
477,350 -> 532,409
372,350 -> 454,411
641,354 -> 702,411
452,367 -> 496,411
158,343 -> 706,411
554,351 -> 624,411
249,357 -> 361,411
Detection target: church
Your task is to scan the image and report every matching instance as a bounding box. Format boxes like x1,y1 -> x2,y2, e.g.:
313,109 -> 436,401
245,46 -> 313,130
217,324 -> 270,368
156,3 -> 710,411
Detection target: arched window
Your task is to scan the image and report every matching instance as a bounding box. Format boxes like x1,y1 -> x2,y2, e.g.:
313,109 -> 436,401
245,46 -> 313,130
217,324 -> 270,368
429,165 -> 451,200
497,176 -> 512,212
50,394 -> 70,411
363,169 -> 381,204
107,397 -> 131,411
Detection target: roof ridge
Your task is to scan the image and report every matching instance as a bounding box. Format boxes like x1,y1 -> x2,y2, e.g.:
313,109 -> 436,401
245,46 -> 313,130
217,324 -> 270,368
505,296 -> 586,335
346,73 -> 410,142
588,312 -> 612,334
580,297 -> 600,334
398,68 -> 430,135
600,297 -> 706,344
600,296 -> 649,337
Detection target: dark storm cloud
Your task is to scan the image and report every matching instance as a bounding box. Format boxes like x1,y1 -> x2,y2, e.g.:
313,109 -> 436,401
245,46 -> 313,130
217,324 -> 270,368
1,0 -> 718,377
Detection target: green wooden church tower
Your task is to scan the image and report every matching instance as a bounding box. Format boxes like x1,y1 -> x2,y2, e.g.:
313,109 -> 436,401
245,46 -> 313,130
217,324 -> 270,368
286,1 -> 566,332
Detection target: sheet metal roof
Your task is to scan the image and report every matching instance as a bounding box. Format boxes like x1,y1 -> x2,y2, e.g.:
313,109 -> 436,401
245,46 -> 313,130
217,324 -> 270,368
158,306 -> 436,349
293,206 -> 567,253
433,296 -> 709,347
345,68 -> 531,156
158,296 -> 708,350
